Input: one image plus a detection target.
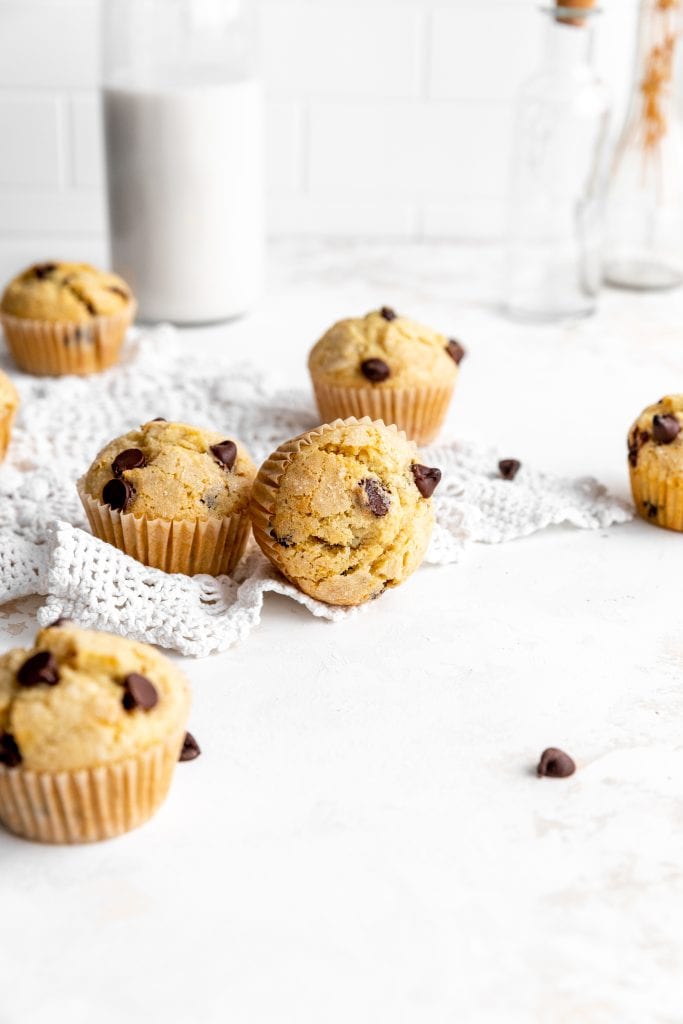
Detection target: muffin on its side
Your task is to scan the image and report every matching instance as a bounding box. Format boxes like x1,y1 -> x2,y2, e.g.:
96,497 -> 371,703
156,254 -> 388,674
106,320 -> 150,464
0,622 -> 191,843
79,418 -> 256,575
308,307 -> 464,444
0,261 -> 135,376
0,369 -> 18,463
628,394 -> 683,530
250,417 -> 440,606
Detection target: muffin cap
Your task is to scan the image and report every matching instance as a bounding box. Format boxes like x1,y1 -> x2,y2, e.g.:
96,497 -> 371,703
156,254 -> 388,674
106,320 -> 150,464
0,369 -> 18,413
308,309 -> 460,389
83,419 -> 257,520
1,262 -> 133,323
0,624 -> 190,772
251,417 -> 436,605
628,394 -> 683,476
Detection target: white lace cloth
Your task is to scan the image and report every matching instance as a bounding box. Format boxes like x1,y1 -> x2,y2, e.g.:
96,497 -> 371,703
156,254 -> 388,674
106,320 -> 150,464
0,327 -> 632,656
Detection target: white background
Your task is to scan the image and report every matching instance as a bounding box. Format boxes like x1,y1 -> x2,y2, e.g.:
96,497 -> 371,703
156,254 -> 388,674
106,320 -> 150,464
0,0 -> 639,279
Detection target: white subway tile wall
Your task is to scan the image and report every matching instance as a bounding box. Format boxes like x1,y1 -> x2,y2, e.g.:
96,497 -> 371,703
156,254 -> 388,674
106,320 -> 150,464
0,0 -> 639,277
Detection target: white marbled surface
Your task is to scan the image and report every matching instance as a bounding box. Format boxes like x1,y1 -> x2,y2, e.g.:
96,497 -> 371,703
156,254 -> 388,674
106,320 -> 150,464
1,241 -> 682,1023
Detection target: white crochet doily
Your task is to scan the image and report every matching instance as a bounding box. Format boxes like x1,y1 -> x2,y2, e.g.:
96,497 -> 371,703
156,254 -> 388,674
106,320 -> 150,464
0,327 -> 632,656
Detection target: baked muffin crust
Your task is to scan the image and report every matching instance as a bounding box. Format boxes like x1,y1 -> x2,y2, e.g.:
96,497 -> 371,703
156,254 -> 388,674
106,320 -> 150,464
1,262 -> 132,323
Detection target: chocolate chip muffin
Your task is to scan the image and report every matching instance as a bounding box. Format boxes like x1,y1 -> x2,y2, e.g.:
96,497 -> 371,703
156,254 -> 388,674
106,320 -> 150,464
307,307 -> 464,444
628,394 -> 683,530
250,417 -> 440,606
0,369 -> 18,463
79,419 -> 257,576
0,622 -> 191,842
0,261 -> 135,375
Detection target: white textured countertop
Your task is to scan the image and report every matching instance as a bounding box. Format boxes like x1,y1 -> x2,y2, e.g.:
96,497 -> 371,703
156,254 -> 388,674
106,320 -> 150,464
2,241 -> 683,1023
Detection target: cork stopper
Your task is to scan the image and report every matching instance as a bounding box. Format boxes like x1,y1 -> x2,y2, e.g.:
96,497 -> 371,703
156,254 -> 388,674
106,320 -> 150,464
555,0 -> 597,27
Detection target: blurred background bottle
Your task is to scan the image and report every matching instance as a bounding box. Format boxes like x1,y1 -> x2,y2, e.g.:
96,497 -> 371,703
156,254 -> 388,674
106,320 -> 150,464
101,0 -> 264,324
604,0 -> 683,290
503,2 -> 611,321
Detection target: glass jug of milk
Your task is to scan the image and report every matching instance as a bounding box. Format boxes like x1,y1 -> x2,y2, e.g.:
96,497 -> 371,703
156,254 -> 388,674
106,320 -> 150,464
101,0 -> 264,324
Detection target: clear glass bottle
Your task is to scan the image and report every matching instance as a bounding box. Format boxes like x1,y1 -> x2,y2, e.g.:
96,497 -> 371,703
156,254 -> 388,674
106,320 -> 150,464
604,0 -> 683,290
503,4 -> 611,321
101,0 -> 264,324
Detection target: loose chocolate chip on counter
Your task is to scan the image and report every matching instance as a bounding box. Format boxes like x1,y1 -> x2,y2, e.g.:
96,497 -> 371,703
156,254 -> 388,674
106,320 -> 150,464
0,732 -> 22,768
112,447 -> 146,476
652,414 -> 681,445
380,306 -> 397,321
361,478 -> 391,516
122,673 -> 158,712
210,440 -> 238,471
411,464 -> 442,498
498,459 -> 521,481
360,358 -> 391,383
102,477 -> 135,512
537,747 -> 576,778
179,732 -> 201,762
17,651 -> 60,687
34,262 -> 57,280
446,339 -> 466,364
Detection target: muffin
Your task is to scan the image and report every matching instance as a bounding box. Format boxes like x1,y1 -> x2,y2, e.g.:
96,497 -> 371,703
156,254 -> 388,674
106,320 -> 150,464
250,417 -> 440,606
0,369 -> 18,463
307,307 -> 464,444
79,418 -> 256,576
0,622 -> 191,843
0,261 -> 135,376
628,394 -> 683,530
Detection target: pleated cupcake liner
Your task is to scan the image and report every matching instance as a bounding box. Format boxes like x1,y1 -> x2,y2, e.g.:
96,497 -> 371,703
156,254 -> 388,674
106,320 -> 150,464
250,416 -> 413,606
0,302 -> 136,376
78,481 -> 251,576
310,379 -> 454,445
0,731 -> 184,844
629,462 -> 683,532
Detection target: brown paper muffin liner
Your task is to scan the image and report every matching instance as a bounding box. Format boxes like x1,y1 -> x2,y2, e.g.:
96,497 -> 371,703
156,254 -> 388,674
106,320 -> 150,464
0,302 -> 136,376
629,462 -> 683,532
310,378 -> 454,445
0,731 -> 184,844
0,402 -> 17,463
251,416 -> 408,604
78,482 -> 251,576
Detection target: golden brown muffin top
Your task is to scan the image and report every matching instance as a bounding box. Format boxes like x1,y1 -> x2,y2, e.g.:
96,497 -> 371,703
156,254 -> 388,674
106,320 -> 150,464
1,262 -> 133,323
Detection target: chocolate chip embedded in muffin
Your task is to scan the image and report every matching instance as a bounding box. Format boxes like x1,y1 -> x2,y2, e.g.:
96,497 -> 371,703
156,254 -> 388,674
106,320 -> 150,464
537,747 -> 576,778
360,477 -> 391,516
652,413 -> 680,444
112,448 -> 146,476
121,672 -> 159,712
17,651 -> 60,687
628,428 -> 649,468
0,732 -> 22,768
411,464 -> 441,498
446,339 -> 466,364
33,263 -> 57,280
380,306 -> 397,321
210,440 -> 238,471
361,358 -> 391,383
102,477 -> 135,512
498,459 -> 521,481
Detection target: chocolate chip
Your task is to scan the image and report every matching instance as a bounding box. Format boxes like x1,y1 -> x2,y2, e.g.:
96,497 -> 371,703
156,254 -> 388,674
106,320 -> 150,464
499,459 -> 521,481
179,732 -> 201,762
34,262 -> 57,280
361,478 -> 391,516
360,358 -> 390,383
644,501 -> 658,518
151,417 -> 166,422
122,673 -> 158,712
0,733 -> 22,768
103,477 -> 134,511
380,306 -> 397,321
108,286 -> 129,299
210,440 -> 237,471
17,651 -> 60,687
537,747 -> 576,778
446,339 -> 466,364
411,464 -> 442,498
270,530 -> 295,548
652,414 -> 680,444
112,448 -> 146,476
48,617 -> 71,628
628,429 -> 650,467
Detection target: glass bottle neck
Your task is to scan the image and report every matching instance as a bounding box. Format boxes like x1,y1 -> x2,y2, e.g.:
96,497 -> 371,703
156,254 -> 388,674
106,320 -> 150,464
541,13 -> 595,69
